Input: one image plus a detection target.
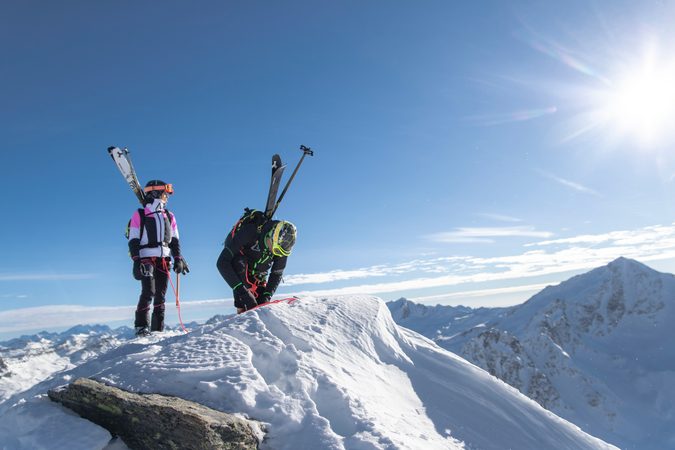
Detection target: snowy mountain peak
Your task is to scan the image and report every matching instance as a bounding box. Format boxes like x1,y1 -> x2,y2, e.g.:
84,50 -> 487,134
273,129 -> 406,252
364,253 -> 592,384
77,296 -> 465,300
517,257 -> 671,339
600,256 -> 666,289
606,255 -> 633,266
389,258 -> 675,450
0,296 -> 615,449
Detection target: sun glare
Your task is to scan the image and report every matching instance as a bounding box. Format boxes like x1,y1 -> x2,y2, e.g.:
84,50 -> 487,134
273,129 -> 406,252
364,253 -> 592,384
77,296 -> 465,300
600,52 -> 675,145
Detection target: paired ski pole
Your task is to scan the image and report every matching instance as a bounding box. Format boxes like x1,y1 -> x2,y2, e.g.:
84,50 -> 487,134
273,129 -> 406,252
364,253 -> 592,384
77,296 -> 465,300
270,145 -> 314,217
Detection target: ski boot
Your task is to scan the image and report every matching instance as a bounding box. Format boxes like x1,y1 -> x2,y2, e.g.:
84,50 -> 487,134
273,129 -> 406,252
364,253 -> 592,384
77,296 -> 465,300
135,326 -> 151,337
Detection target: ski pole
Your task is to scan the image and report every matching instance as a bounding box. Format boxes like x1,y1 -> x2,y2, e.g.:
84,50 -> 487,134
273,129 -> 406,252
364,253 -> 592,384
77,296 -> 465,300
164,259 -> 188,334
176,273 -> 187,333
271,145 -> 314,217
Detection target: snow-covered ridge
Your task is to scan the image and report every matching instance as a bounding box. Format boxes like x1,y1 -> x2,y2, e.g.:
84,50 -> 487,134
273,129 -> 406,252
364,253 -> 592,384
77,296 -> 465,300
388,257 -> 675,450
0,296 -> 614,449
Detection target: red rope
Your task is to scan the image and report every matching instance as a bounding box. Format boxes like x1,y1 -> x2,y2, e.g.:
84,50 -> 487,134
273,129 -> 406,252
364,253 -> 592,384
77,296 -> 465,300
243,263 -> 259,297
163,258 -> 188,334
247,296 -> 298,312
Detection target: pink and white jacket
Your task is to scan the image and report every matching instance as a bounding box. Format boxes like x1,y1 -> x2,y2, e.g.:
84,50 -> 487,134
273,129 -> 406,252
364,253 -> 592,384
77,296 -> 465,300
128,199 -> 180,258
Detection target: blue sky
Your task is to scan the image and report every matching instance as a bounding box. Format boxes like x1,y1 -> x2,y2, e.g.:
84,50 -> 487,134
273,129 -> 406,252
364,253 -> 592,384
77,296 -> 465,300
3,0 -> 675,338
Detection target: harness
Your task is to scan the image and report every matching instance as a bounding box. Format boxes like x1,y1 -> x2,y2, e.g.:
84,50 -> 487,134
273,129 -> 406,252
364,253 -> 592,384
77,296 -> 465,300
243,247 -> 273,294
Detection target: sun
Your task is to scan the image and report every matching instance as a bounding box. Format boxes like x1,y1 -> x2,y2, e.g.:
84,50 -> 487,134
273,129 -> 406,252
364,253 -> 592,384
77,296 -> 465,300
599,51 -> 675,145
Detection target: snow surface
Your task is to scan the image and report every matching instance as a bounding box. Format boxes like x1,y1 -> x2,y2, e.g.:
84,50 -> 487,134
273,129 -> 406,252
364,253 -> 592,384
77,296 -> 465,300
0,296 -> 615,449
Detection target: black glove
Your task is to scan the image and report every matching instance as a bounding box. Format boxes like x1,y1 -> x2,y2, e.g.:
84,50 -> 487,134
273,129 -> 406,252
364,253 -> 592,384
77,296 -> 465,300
173,256 -> 189,275
132,259 -> 142,280
234,284 -> 257,310
259,291 -> 273,304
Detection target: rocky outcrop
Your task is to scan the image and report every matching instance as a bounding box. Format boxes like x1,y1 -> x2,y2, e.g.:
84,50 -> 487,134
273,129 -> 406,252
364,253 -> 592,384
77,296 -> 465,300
0,357 -> 9,377
48,378 -> 259,450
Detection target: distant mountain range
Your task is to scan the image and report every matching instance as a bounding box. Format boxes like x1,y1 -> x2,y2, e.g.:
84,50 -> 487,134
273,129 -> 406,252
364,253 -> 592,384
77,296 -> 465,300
0,321 -> 203,403
0,324 -> 131,403
388,257 -> 675,450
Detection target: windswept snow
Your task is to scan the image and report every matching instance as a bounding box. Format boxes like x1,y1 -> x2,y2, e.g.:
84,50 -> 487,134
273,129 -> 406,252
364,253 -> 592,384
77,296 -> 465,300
0,296 -> 615,449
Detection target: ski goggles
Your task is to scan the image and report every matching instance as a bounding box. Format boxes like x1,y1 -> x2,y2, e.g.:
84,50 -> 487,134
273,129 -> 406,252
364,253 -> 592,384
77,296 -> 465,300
143,184 -> 174,195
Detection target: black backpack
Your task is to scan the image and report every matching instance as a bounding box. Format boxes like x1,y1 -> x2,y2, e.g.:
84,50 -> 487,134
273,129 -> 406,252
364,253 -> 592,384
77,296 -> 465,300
229,208 -> 268,240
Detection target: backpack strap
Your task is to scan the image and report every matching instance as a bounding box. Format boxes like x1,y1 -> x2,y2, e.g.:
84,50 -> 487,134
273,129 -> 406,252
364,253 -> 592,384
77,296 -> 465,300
230,208 -> 259,239
163,208 -> 173,245
138,208 -> 145,243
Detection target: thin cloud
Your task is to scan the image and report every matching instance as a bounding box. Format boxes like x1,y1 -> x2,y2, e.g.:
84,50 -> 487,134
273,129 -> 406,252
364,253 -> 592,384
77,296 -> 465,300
526,224 -> 675,247
464,106 -> 557,126
410,283 -> 551,303
536,169 -> 602,197
281,223 -> 675,297
0,273 -> 97,282
478,213 -> 523,223
285,268 -> 388,285
425,226 -> 554,243
425,237 -> 496,244
285,257 -> 469,286
0,304 -> 133,333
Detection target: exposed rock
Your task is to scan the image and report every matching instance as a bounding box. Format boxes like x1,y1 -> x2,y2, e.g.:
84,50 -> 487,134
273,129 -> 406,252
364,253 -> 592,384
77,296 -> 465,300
0,357 -> 9,377
48,378 -> 259,450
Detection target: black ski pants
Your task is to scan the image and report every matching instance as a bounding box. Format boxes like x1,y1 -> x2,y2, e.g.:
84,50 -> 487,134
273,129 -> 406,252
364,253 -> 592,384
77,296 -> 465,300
135,257 -> 170,331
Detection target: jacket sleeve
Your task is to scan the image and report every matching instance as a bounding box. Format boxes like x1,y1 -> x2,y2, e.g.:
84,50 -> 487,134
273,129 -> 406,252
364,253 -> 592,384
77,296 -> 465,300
216,223 -> 257,289
167,212 -> 182,258
264,256 -> 288,295
128,210 -> 142,259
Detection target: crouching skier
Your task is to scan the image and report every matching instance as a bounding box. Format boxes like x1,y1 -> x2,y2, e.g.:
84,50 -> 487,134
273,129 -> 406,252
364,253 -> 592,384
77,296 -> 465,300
128,180 -> 189,337
216,210 -> 296,314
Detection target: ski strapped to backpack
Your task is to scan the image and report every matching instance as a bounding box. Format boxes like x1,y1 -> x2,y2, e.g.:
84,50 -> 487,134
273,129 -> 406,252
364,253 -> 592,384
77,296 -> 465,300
264,154 -> 285,217
227,145 -> 313,253
268,145 -> 313,218
108,146 -> 145,205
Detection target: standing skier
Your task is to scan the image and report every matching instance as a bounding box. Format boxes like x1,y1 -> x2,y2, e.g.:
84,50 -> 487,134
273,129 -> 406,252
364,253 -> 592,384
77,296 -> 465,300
128,180 -> 189,336
216,211 -> 296,313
